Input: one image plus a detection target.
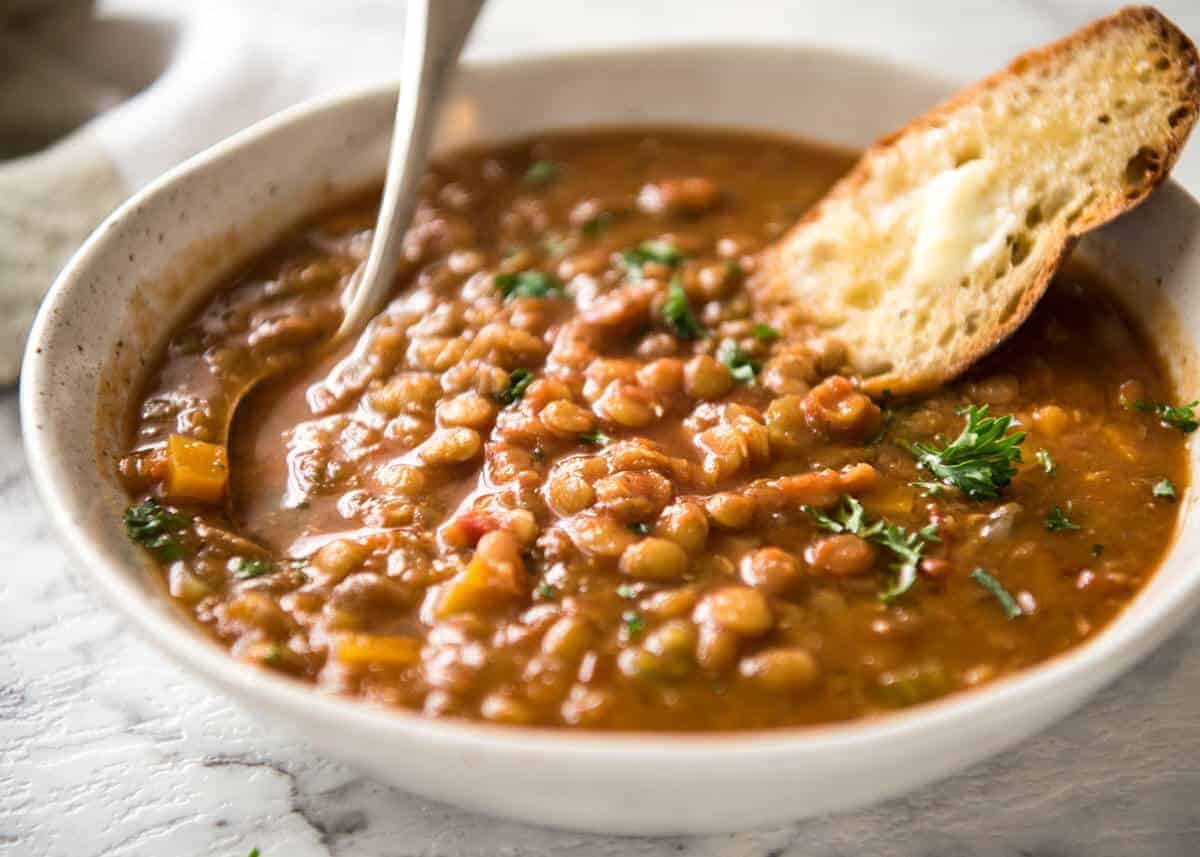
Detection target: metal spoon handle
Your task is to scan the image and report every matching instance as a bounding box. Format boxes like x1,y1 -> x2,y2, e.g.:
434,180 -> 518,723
335,0 -> 485,341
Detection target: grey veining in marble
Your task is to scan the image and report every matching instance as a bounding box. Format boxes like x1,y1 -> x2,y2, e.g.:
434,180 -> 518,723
6,1 -> 1200,855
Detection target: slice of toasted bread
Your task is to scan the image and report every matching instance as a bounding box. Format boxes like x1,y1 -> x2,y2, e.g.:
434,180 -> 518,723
763,6 -> 1200,395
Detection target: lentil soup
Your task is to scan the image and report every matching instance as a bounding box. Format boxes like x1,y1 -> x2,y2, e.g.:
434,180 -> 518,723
119,128 -> 1189,730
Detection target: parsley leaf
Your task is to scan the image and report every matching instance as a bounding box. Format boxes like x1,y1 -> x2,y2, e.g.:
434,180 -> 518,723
522,160 -> 559,185
804,496 -> 939,602
662,276 -> 706,340
622,610 -> 645,638
578,429 -> 613,446
970,567 -> 1023,618
629,521 -> 652,535
1035,448 -> 1056,475
248,849 -> 261,857
618,240 -> 685,280
906,404 -> 1025,500
1046,505 -> 1081,532
1153,478 -> 1178,501
716,340 -> 759,384
751,323 -> 780,342
535,581 -> 560,600
123,498 -> 188,561
581,211 -> 616,238
1126,398 -> 1200,433
497,368 -> 535,405
234,557 -> 273,579
494,270 -> 564,301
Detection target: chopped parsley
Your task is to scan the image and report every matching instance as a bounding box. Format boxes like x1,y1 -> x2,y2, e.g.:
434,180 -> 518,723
906,404 -> 1025,500
616,583 -> 639,599
751,323 -> 780,342
716,340 -> 759,384
248,849 -> 261,857
970,568 -> 1023,618
494,270 -> 564,301
578,429 -> 613,446
522,160 -> 559,185
234,557 -> 273,579
662,276 -> 706,340
1035,448 -> 1056,475
911,481 -> 947,497
622,610 -> 645,638
123,498 -> 188,561
540,232 -> 571,258
1125,398 -> 1200,433
618,239 -> 685,279
805,495 -> 939,602
1153,478 -> 1178,501
1045,505 -> 1081,532
581,211 -> 616,238
629,521 -> 652,536
497,368 -> 535,405
535,581 -> 560,600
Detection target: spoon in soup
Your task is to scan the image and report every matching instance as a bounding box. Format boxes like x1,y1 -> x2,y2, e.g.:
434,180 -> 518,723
206,0 -> 484,508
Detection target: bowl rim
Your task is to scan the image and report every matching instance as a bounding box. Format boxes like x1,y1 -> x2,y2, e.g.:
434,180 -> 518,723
20,41 -> 1200,758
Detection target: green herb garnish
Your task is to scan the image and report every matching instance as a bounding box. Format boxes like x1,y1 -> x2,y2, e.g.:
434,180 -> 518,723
578,429 -> 613,446
716,340 -> 759,384
723,259 -> 744,285
751,323 -> 780,342
906,404 -> 1025,500
1046,505 -> 1081,532
970,567 -> 1023,618
540,232 -> 571,258
618,239 -> 685,279
1125,398 -> 1200,433
1035,448 -> 1056,475
495,270 -> 564,301
805,496 -> 939,602
662,276 -> 706,340
248,849 -> 261,857
522,160 -> 559,185
234,557 -> 273,579
535,581 -> 560,600
1153,478 -> 1178,501
911,481 -> 947,497
123,498 -> 188,561
498,368 -> 535,405
629,521 -> 652,536
581,211 -> 615,238
622,610 -> 645,638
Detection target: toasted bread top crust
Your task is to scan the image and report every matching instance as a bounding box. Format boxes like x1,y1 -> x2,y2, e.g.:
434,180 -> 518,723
763,6 -> 1200,395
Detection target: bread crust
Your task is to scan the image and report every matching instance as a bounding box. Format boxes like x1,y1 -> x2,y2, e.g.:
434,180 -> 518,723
764,6 -> 1200,397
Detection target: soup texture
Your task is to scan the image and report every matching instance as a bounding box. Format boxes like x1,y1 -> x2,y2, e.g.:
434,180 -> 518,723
119,129 -> 1189,730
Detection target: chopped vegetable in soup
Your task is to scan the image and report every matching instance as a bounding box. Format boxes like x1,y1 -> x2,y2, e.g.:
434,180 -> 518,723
119,129 -> 1188,730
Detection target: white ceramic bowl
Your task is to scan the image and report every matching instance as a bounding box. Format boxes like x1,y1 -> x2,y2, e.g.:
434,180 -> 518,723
21,45 -> 1200,835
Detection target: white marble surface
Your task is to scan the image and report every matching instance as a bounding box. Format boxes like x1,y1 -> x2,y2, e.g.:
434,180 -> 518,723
7,1 -> 1200,854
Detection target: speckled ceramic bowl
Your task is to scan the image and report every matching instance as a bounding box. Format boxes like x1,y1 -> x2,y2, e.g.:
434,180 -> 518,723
21,46 -> 1200,834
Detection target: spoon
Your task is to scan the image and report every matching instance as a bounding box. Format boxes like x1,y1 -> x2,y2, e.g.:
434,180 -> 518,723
216,0 -> 484,457
336,0 -> 487,340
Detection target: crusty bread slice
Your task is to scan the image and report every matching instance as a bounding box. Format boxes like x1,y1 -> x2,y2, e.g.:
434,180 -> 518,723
763,6 -> 1200,395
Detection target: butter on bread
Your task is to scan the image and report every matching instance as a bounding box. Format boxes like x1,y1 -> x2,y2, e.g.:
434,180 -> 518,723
763,6 -> 1200,395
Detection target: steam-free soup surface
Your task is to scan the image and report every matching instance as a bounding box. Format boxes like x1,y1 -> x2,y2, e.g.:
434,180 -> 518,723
120,129 -> 1188,730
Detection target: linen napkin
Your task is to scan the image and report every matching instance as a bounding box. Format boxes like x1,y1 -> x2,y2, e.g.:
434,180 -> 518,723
0,0 -> 408,384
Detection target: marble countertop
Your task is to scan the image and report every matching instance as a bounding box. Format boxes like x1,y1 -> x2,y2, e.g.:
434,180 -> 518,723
6,1 -> 1200,854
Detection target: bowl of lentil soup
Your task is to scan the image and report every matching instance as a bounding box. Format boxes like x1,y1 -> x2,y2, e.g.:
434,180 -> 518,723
21,44 -> 1200,833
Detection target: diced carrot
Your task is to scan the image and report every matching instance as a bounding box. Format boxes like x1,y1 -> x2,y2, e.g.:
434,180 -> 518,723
164,434 -> 228,504
334,633 -> 421,667
436,531 -> 527,618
